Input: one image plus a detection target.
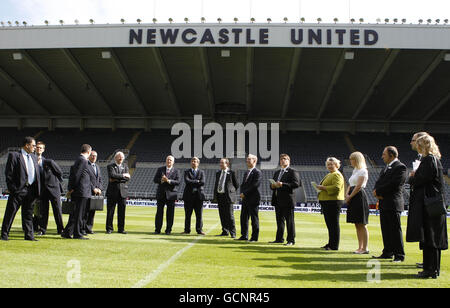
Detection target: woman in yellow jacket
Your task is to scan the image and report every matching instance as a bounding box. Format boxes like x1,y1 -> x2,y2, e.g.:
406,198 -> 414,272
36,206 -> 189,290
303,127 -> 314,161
316,157 -> 345,251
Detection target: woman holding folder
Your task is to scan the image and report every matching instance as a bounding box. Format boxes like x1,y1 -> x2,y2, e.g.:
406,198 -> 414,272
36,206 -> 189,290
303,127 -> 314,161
316,157 -> 345,251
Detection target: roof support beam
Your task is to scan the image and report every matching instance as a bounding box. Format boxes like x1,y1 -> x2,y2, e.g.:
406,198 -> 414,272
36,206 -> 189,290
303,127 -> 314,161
246,47 -> 254,115
281,48 -> 302,118
388,50 -> 445,120
424,90 -> 450,121
109,49 -> 149,115
0,96 -> 20,114
198,48 -> 215,119
352,49 -> 400,120
60,48 -> 115,115
316,50 -> 347,120
22,50 -> 83,115
0,65 -> 51,115
150,47 -> 181,117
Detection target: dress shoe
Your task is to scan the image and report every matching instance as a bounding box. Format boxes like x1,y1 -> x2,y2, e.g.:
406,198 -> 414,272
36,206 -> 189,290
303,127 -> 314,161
86,231 -> 95,235
74,236 -> 89,240
197,232 -> 205,235
416,271 -> 438,279
106,230 -> 112,234
249,239 -> 258,243
36,231 -> 45,236
25,238 -> 38,242
236,237 -> 248,241
230,235 -> 236,239
372,254 -> 393,260
269,240 -> 284,244
217,233 -> 229,237
321,244 -> 330,249
118,231 -> 127,234
181,231 -> 190,235
392,257 -> 405,263
284,242 -> 295,246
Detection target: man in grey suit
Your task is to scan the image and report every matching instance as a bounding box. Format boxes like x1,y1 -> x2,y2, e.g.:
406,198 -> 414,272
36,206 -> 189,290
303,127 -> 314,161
106,151 -> 130,234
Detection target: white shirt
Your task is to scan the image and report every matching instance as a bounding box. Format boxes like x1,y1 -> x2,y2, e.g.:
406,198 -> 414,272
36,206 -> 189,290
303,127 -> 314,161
349,168 -> 368,188
21,149 -> 35,185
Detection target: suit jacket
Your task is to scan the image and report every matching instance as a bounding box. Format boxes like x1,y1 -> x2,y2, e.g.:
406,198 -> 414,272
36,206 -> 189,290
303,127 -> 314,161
153,166 -> 180,201
270,167 -> 300,208
42,159 -> 64,198
68,155 -> 94,199
374,160 -> 407,212
240,168 -> 262,206
213,169 -> 239,204
106,163 -> 129,199
183,169 -> 205,201
5,150 -> 41,196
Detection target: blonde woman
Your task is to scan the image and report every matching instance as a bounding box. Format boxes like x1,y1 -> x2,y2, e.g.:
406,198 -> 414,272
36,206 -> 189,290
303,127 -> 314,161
346,152 -> 370,254
317,157 -> 345,250
407,135 -> 448,279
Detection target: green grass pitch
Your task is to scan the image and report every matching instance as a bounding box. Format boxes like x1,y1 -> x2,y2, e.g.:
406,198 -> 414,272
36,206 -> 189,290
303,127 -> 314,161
0,201 -> 448,288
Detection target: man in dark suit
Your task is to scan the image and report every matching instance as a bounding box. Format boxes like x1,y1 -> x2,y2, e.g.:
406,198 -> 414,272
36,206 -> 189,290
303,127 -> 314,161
182,157 -> 206,235
270,154 -> 300,246
62,144 -> 93,240
373,146 -> 407,262
1,136 -> 41,241
38,157 -> 65,235
84,150 -> 103,234
106,151 -> 130,234
153,155 -> 180,235
237,154 -> 262,242
214,158 -> 238,238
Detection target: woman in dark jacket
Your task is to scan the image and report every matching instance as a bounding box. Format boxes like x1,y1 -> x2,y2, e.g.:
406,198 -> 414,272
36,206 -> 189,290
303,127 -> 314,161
407,135 -> 448,279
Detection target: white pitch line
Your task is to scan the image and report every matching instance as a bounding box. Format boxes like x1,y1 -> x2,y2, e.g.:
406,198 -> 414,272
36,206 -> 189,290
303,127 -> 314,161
132,223 -> 219,288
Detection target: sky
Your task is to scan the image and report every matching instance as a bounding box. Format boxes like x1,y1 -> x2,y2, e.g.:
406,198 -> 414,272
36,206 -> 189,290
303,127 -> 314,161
0,0 -> 449,26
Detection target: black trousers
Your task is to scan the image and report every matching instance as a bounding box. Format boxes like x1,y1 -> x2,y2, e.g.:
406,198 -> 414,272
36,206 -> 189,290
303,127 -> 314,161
38,192 -> 64,234
1,185 -> 37,240
83,199 -> 96,233
380,209 -> 405,258
423,247 -> 442,273
106,196 -> 126,232
275,205 -> 296,243
155,197 -> 175,233
320,200 -> 342,250
184,196 -> 203,234
217,194 -> 236,237
240,200 -> 259,241
63,197 -> 88,238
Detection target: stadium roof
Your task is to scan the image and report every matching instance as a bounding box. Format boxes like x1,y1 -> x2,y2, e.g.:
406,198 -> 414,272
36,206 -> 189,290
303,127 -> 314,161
0,23 -> 449,133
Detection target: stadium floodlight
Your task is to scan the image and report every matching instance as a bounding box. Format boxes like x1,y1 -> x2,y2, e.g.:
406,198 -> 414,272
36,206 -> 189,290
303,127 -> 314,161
152,18 -> 157,23
101,51 -> 111,59
137,19 -> 142,24
267,18 -> 272,24
418,19 -> 423,24
22,21 -> 27,26
316,18 -> 322,23
384,18 -> 389,23
120,18 -> 125,24
393,18 -> 398,24
234,17 -> 238,23
333,18 -> 338,24
217,18 -> 222,23
401,18 -> 406,24
59,20 -> 64,26
350,18 -> 355,24
250,17 -> 255,23
427,19 -> 432,24
168,18 -> 173,23
435,19 -> 440,24
283,17 -> 288,23
184,17 -> 189,23
444,53 -> 450,61
344,51 -> 355,60
359,18 -> 364,23
44,20 -> 49,26
300,17 -> 305,23
89,19 -> 95,24
201,17 -> 206,23
12,52 -> 23,60
444,19 -> 449,24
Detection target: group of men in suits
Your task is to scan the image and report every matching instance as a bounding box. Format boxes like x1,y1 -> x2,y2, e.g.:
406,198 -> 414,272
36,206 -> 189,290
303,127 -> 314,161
153,153 -> 301,245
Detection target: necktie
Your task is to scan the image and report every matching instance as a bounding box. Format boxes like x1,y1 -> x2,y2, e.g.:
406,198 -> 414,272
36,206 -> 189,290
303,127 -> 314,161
92,164 -> 97,176
245,169 -> 252,182
277,169 -> 285,182
218,170 -> 226,193
26,154 -> 35,185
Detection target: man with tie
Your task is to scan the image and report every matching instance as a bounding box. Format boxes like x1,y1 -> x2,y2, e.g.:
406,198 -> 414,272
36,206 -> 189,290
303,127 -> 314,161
1,136 -> 41,241
372,146 -> 407,262
62,144 -> 93,240
153,155 -> 180,235
270,154 -> 300,246
84,150 -> 103,235
237,154 -> 262,242
214,158 -> 238,238
106,151 -> 130,234
182,157 -> 206,235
